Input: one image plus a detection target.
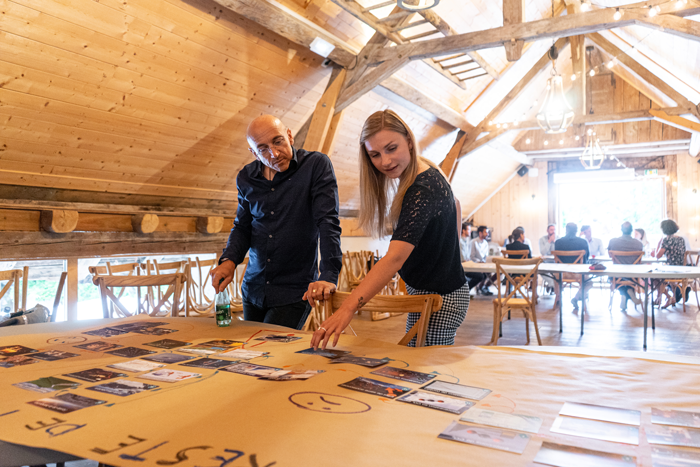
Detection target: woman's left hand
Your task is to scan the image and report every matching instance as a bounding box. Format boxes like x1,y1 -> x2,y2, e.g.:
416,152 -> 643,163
311,308 -> 354,350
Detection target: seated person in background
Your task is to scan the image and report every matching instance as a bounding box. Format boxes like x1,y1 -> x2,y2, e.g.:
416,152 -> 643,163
460,222 -> 472,262
554,222 -> 590,312
580,225 -> 605,257
608,221 -> 644,311
505,227 -> 532,259
503,226 -> 532,249
634,228 -> 649,254
468,225 -> 493,296
655,219 -> 689,306
539,224 -> 557,294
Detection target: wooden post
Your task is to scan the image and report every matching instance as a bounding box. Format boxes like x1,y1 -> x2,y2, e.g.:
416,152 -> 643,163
131,214 -> 159,234
503,0 -> 526,61
303,68 -> 347,152
66,257 -> 78,322
440,131 -> 468,182
566,2 -> 586,116
40,210 -> 79,233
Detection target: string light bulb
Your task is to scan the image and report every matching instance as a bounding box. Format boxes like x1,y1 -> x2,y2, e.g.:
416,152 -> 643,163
581,0 -> 591,11
677,0 -> 688,6
648,5 -> 657,17
544,140 -> 549,146
526,138 -> 531,144
575,135 -> 580,141
608,60 -> 614,68
571,73 -> 577,81
589,69 -> 595,77
613,8 -> 622,20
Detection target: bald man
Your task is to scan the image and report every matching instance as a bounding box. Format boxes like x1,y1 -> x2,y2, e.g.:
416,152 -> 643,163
211,115 -> 342,329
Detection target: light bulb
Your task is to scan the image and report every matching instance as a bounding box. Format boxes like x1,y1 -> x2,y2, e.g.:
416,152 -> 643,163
571,74 -> 577,81
581,0 -> 590,11
589,69 -> 595,77
503,123 -> 508,129
533,100 -> 538,106
526,138 -> 531,144
544,140 -> 549,146
575,135 -> 580,141
648,5 -> 657,17
496,123 -> 501,128
617,161 -> 622,167
559,139 -> 564,145
489,121 -> 493,125
613,8 -> 622,20
587,128 -> 593,135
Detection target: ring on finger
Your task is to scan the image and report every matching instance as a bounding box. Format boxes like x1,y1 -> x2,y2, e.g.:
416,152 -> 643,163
320,326 -> 327,332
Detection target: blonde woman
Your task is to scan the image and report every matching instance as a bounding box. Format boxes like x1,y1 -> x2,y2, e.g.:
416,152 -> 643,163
311,110 -> 469,349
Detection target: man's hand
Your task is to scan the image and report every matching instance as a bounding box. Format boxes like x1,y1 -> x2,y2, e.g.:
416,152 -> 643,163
302,281 -> 336,307
210,261 -> 236,293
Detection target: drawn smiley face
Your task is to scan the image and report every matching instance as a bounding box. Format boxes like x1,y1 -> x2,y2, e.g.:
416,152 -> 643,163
289,392 -> 371,414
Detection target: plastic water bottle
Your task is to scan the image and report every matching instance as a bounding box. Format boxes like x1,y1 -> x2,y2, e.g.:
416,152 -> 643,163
215,286 -> 231,327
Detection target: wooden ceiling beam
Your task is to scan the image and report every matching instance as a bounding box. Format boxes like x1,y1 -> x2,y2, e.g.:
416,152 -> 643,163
417,10 -> 499,79
368,6 -> 700,64
587,32 -> 699,118
303,68 -> 347,152
649,108 -> 700,134
503,0 -> 526,61
636,13 -> 700,43
335,56 -> 411,113
329,0 -> 466,89
211,0 -> 356,67
439,131 -> 468,182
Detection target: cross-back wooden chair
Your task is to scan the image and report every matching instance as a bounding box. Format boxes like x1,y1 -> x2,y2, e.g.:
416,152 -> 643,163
501,249 -> 530,259
660,250 -> 700,312
551,250 -> 586,308
0,267 -> 28,314
94,273 -> 186,318
310,291 -> 443,347
227,258 -> 249,312
89,262 -> 146,316
50,272 -> 68,323
608,250 -> 644,311
491,257 -> 543,345
186,256 -> 218,316
142,260 -> 188,316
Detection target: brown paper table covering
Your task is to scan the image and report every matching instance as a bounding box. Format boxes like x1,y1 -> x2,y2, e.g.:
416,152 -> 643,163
1,316 -> 700,467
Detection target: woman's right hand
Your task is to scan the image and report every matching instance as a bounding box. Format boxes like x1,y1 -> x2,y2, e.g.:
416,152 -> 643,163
310,307 -> 354,350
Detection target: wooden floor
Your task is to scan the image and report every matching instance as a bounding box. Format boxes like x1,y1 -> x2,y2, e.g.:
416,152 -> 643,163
348,284 -> 700,357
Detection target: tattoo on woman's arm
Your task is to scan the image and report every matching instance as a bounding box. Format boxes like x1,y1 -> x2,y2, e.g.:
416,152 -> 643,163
357,297 -> 365,309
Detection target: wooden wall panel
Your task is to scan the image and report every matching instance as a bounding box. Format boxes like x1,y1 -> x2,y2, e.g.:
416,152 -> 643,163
471,160 -> 549,254
676,153 -> 700,248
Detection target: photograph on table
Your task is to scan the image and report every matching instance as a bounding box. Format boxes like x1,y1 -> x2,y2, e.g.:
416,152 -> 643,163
296,348 -> 350,359
131,328 -> 178,336
0,345 -> 37,356
87,379 -> 158,397
180,340 -> 245,355
254,334 -> 302,343
217,349 -> 268,360
144,339 -> 192,350
258,370 -> 324,381
63,368 -> 128,383
550,416 -> 639,445
31,350 -> 80,361
82,328 -> 129,338
107,359 -> 165,373
330,356 -> 390,368
222,363 -> 286,378
421,380 -> 491,400
338,377 -> 411,399
652,407 -> 700,429
140,353 -> 196,364
559,402 -> 641,426
28,393 -> 107,414
74,341 -> 123,352
647,425 -> 700,448
651,446 -> 700,466
397,390 -> 474,414
109,321 -> 169,331
179,358 -> 238,369
13,376 -> 81,393
438,421 -> 531,454
106,347 -> 156,358
460,408 -> 543,434
370,366 -> 437,384
533,441 -> 636,467
137,369 -> 202,383
0,355 -> 38,368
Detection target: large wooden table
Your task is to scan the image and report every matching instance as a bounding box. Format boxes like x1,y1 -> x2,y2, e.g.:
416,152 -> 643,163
2,318 -> 700,467
463,261 -> 700,350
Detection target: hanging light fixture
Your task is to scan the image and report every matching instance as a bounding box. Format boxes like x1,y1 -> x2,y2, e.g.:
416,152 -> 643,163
580,132 -> 606,170
397,0 -> 439,11
536,45 -> 575,134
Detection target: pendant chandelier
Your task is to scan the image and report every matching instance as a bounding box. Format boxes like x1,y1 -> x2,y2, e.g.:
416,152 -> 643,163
536,45 -> 575,134
580,130 -> 605,170
397,0 -> 439,11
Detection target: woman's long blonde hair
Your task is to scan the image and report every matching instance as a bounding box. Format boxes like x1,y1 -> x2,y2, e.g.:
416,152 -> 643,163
358,109 -> 438,238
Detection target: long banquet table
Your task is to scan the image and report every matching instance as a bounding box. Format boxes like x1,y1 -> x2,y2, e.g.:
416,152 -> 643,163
463,261 -> 700,349
3,317 -> 700,467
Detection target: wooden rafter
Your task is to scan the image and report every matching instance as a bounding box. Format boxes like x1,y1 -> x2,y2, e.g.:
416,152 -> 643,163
329,0 -> 467,89
649,109 -> 700,134
587,32 -> 699,118
335,56 -> 411,113
303,68 -> 347,152
439,131 -> 467,182
503,0 -> 526,61
367,5 -> 700,65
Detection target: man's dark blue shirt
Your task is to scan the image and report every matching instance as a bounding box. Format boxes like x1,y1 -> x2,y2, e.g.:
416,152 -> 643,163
554,235 -> 590,263
220,147 -> 342,307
